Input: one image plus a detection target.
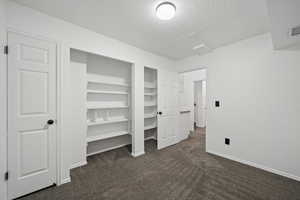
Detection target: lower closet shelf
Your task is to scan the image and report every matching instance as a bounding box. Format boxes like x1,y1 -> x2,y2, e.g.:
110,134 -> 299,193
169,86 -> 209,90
87,131 -> 130,143
145,136 -> 157,141
144,125 -> 157,130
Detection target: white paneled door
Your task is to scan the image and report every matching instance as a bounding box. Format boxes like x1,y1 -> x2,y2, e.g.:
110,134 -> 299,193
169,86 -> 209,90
7,32 -> 57,199
157,69 -> 179,149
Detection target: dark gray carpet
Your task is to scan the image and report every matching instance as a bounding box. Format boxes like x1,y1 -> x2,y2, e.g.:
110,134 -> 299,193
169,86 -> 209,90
19,128 -> 300,200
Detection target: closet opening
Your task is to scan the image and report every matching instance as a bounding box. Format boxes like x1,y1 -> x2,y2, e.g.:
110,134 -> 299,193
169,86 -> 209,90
70,49 -> 133,161
144,67 -> 158,152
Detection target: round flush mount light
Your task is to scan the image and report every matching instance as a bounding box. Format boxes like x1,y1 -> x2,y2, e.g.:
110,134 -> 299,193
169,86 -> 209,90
156,2 -> 176,20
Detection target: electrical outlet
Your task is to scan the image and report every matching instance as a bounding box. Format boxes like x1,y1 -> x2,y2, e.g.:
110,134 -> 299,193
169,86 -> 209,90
215,101 -> 220,107
225,138 -> 230,145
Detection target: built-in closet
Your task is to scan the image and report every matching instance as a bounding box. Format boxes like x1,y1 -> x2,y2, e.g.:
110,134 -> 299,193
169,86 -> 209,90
70,49 -> 133,159
69,49 -> 180,165
144,67 -> 158,145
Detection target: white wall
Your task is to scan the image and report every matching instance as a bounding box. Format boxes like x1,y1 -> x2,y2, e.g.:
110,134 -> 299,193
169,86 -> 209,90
176,33 -> 300,181
179,69 -> 206,131
5,0 -> 175,187
0,0 -> 7,199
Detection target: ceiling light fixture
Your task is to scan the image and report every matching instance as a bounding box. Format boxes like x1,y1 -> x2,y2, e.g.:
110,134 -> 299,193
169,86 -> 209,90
156,2 -> 176,20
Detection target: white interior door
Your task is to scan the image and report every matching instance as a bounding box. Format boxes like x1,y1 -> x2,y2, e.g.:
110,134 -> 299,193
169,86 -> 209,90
8,32 -> 57,199
157,69 -> 179,149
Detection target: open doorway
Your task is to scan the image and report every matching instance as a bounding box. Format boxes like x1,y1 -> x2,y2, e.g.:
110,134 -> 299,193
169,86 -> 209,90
194,80 -> 206,137
178,69 -> 206,140
194,80 -> 207,129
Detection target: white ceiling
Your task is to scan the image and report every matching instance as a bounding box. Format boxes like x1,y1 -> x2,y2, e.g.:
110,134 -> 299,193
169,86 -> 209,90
13,0 -> 270,60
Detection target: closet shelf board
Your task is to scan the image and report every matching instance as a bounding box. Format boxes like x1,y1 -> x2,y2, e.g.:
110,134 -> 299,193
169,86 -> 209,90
86,131 -> 130,143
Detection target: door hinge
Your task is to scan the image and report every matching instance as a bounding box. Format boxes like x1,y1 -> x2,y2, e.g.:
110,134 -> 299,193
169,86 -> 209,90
4,45 -> 8,55
4,172 -> 8,181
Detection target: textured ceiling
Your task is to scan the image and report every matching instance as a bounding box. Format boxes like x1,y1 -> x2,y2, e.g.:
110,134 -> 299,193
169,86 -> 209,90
13,0 -> 270,59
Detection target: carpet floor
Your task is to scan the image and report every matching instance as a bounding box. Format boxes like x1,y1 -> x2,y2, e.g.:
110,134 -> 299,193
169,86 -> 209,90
19,128 -> 300,200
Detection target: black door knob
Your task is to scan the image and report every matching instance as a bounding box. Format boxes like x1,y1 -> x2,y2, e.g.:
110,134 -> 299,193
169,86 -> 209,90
47,119 -> 54,125
157,111 -> 162,115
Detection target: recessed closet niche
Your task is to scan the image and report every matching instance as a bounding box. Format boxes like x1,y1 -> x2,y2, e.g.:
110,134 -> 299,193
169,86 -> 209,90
70,49 -> 133,157
144,67 -> 158,145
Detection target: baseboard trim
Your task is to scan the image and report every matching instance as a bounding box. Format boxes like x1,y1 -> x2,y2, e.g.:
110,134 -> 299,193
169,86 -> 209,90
60,177 -> 71,185
207,150 -> 300,182
131,151 -> 145,157
70,160 -> 87,169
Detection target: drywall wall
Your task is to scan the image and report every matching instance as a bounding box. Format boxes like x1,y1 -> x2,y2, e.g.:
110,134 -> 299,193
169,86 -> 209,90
179,69 -> 206,132
176,33 -> 300,181
0,0 -> 7,198
6,0 -> 175,186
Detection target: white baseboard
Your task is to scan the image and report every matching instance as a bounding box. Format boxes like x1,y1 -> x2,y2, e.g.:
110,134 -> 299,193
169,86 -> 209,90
70,160 -> 87,169
207,150 -> 300,182
131,151 -> 145,157
60,177 -> 71,185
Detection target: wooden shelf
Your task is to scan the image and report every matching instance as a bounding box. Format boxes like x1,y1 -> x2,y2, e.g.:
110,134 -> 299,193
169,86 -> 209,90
144,124 -> 157,130
87,118 -> 128,126
87,90 -> 128,95
87,131 -> 129,143
144,113 -> 157,119
87,74 -> 130,87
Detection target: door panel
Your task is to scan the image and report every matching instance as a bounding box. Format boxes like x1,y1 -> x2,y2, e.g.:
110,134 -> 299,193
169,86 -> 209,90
20,130 -> 48,177
8,32 -> 57,199
20,70 -> 48,114
157,69 -> 179,149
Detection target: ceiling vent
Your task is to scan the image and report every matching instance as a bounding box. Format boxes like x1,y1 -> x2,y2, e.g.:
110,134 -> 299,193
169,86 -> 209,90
290,26 -> 300,37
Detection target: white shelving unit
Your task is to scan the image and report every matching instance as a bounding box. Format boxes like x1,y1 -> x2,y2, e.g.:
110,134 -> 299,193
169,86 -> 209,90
86,53 -> 132,156
144,67 -> 158,143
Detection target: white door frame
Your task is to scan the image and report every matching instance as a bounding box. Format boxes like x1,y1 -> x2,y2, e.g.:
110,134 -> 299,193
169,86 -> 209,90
1,28 -> 63,200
